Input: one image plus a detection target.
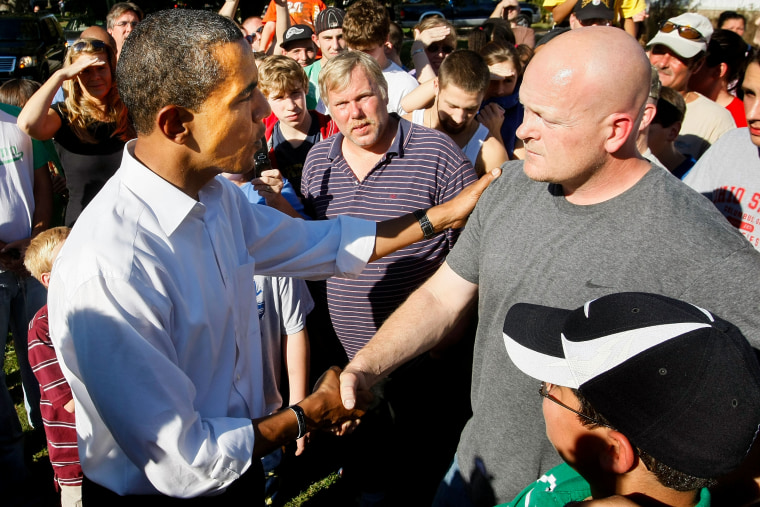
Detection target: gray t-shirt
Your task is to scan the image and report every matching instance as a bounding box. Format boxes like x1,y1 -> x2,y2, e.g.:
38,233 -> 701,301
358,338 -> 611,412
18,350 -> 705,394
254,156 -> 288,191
255,274 -> 314,415
446,160 -> 760,504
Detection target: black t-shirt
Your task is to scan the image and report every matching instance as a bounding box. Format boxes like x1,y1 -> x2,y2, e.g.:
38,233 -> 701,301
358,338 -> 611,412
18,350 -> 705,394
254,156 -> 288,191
270,111 -> 323,198
53,103 -> 124,226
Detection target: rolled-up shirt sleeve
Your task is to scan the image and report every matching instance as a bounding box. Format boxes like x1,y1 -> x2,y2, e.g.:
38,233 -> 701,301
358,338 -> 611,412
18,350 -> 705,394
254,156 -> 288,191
237,191 -> 376,280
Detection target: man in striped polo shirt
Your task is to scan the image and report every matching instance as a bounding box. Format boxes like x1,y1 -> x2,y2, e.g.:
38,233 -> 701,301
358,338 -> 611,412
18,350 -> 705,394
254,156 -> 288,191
301,50 -> 478,506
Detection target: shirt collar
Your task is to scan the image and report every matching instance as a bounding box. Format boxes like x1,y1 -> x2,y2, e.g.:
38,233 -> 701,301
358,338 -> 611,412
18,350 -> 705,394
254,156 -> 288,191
326,113 -> 408,162
119,140 -> 206,236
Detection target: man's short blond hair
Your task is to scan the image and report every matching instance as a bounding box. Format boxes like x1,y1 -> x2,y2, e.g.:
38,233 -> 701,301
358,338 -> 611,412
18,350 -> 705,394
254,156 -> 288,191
258,55 -> 310,99
24,227 -> 71,281
319,51 -> 387,107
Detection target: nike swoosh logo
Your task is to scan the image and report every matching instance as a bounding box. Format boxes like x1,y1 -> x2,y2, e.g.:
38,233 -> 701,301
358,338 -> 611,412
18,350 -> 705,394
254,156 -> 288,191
585,280 -> 614,289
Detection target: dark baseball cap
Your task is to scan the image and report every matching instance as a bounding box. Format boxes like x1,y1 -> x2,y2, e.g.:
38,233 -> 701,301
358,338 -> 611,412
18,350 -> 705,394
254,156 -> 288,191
573,0 -> 614,22
314,7 -> 345,35
502,292 -> 760,479
281,24 -> 314,49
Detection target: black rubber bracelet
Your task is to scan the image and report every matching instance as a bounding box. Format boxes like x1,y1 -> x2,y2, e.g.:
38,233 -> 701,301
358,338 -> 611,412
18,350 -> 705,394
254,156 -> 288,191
288,405 -> 307,439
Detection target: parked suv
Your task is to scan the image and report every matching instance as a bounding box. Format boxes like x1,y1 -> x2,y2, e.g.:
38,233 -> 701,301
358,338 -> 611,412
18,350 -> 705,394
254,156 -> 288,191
0,13 -> 67,84
394,0 -> 541,29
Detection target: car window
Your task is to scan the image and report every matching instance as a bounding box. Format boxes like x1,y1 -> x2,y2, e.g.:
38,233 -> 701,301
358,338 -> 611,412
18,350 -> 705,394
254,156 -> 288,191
40,19 -> 54,40
44,17 -> 64,40
0,20 -> 40,41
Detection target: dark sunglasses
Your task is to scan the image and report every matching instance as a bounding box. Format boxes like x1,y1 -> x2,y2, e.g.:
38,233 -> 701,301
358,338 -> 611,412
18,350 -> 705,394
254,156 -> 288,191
245,34 -> 255,44
659,20 -> 704,41
71,39 -> 107,52
426,43 -> 455,54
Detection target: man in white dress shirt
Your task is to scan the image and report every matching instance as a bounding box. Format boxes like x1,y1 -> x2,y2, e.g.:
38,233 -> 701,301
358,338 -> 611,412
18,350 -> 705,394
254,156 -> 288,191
46,8 -> 497,504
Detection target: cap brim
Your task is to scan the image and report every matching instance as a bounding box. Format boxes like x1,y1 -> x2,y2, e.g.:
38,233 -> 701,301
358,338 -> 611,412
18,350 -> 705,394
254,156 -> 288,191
502,303 -> 579,387
574,8 -> 614,21
647,32 -> 704,59
281,37 -> 311,49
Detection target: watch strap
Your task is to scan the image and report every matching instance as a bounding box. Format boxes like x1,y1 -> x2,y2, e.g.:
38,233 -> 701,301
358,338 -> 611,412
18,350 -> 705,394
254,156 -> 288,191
413,209 -> 436,240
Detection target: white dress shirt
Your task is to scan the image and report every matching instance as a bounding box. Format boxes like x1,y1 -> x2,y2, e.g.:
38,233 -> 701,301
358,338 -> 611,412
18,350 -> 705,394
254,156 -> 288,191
48,141 -> 375,497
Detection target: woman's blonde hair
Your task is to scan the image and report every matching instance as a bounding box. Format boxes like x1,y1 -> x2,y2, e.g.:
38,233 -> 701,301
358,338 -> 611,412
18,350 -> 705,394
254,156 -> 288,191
61,38 -> 131,143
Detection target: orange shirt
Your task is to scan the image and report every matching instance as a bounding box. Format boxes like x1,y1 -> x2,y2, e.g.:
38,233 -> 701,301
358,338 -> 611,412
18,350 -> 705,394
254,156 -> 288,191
262,0 -> 326,28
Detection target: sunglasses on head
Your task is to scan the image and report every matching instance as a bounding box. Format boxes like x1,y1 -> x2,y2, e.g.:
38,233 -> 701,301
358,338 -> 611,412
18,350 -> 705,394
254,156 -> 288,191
426,43 -> 455,54
659,20 -> 704,41
71,39 -> 107,52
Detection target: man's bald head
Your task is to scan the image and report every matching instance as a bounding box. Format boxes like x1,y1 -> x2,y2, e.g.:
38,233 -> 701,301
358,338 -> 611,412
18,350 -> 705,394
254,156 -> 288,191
80,26 -> 117,54
528,27 -> 651,122
517,27 -> 654,202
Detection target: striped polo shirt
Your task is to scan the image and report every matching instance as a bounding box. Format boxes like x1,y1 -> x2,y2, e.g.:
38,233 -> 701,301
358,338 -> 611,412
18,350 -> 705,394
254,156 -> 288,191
302,117 -> 477,358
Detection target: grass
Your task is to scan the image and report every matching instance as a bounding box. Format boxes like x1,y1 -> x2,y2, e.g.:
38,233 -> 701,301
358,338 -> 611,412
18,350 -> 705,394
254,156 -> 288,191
4,336 -> 345,506
282,472 -> 342,506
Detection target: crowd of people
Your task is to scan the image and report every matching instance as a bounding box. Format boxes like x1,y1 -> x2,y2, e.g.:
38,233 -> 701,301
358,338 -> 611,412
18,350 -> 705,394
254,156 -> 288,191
3,1 -> 760,507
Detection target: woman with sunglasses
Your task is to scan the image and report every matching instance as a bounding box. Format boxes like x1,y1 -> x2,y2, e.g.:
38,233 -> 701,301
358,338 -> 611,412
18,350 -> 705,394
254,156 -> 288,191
18,38 -> 131,226
410,15 -> 458,84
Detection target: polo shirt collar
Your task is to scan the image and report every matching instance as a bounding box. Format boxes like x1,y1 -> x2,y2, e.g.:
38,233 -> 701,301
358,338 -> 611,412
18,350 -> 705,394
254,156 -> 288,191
326,113 -> 409,162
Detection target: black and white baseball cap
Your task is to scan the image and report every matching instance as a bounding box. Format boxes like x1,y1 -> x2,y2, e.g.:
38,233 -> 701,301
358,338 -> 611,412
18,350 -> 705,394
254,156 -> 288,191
314,7 -> 345,35
573,0 -> 614,22
503,292 -> 760,479
281,24 -> 314,50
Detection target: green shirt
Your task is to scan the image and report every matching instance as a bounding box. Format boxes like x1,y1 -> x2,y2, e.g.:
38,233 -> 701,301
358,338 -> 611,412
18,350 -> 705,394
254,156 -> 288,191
304,58 -> 322,110
500,463 -> 711,507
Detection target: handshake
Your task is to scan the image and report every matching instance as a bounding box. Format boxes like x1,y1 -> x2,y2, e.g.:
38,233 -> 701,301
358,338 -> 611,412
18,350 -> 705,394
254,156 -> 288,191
288,366 -> 374,439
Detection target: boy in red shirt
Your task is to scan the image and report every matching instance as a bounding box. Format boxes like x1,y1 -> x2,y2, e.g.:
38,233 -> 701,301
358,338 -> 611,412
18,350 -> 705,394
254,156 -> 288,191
25,226 -> 81,507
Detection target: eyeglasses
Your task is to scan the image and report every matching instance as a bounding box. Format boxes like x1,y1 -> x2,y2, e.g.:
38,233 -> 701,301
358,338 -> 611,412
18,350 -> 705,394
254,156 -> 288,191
504,5 -> 519,11
245,34 -> 256,44
659,20 -> 704,41
539,382 -> 613,428
71,39 -> 107,52
426,43 -> 455,54
115,20 -> 139,28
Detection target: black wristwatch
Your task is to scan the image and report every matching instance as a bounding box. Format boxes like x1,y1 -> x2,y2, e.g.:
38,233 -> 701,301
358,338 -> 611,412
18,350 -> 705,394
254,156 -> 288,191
413,209 -> 436,240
